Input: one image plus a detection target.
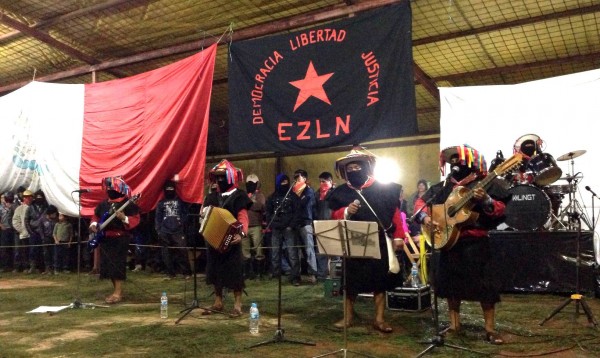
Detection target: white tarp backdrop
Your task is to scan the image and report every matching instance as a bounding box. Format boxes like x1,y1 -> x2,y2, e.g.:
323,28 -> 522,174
440,68 -> 600,263
0,82 -> 84,216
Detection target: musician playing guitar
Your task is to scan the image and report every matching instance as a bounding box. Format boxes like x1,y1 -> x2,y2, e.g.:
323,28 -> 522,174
201,160 -> 252,318
89,176 -> 140,304
414,145 -> 510,345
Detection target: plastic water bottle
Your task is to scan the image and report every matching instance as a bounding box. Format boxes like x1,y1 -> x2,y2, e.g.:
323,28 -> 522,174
249,302 -> 259,334
160,291 -> 168,319
410,263 -> 421,288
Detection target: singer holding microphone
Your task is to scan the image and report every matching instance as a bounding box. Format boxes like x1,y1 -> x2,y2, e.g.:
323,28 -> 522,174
413,145 -> 509,344
327,148 -> 406,333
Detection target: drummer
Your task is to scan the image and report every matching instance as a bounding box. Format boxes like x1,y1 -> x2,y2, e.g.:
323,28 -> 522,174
508,134 -> 544,185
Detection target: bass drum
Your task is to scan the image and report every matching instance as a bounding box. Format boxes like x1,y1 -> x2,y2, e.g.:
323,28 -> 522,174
504,185 -> 551,230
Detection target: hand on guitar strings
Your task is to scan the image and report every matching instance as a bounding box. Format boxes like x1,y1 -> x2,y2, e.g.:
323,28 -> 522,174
471,187 -> 490,203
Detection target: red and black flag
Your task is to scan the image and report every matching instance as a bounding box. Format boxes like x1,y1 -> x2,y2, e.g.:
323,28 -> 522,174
228,1 -> 416,153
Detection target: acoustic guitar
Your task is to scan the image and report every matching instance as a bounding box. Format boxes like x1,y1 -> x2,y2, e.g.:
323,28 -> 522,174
423,154 -> 522,250
88,193 -> 141,252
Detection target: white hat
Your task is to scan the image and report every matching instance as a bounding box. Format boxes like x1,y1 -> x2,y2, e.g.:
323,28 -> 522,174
246,174 -> 259,183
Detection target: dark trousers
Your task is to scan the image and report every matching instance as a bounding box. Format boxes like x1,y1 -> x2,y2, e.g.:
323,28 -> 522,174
0,228 -> 15,270
54,243 -> 70,271
160,232 -> 190,277
14,236 -> 29,271
42,236 -> 55,271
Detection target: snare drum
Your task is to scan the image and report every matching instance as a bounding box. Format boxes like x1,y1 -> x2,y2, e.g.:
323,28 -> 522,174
504,185 -> 551,230
528,153 -> 562,186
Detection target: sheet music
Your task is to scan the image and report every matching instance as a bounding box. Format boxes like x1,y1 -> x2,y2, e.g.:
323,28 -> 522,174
314,220 -> 380,259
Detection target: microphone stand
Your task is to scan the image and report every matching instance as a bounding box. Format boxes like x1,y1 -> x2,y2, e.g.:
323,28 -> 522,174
249,180 -> 315,348
69,191 -> 107,309
414,182 -> 486,357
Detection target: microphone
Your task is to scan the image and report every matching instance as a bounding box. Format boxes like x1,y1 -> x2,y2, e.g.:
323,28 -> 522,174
353,199 -> 360,207
444,166 -> 459,186
585,186 -> 598,198
72,189 -> 92,193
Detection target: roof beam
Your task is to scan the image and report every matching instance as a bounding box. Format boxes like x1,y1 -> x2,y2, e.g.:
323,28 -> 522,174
0,1 -> 151,43
0,10 -> 127,78
413,4 -> 600,46
413,64 -> 439,101
0,0 -> 404,94
434,52 -> 600,82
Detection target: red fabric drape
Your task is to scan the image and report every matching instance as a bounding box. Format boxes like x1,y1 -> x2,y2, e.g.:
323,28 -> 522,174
79,44 -> 217,216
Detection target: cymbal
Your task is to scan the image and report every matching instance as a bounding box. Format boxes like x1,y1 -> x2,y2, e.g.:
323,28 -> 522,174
556,150 -> 586,161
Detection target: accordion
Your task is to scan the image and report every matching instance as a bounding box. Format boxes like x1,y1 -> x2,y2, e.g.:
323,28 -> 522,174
199,206 -> 243,253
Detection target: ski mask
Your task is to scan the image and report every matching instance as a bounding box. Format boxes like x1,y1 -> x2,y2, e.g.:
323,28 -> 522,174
164,189 -> 176,199
217,177 -> 232,193
452,164 -> 474,181
246,182 -> 258,194
346,170 -> 368,187
107,189 -> 124,200
275,174 -> 291,195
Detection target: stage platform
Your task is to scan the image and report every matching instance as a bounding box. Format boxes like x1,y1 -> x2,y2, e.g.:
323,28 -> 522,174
489,230 -> 598,295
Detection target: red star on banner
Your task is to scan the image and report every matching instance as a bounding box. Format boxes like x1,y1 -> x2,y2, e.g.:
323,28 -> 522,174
289,61 -> 334,112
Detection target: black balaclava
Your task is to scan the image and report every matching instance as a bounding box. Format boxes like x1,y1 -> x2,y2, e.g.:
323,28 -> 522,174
450,154 -> 475,181
346,161 -> 369,187
217,175 -> 232,193
246,182 -> 257,194
164,189 -> 176,199
276,174 -> 290,195
164,180 -> 176,199
107,189 -> 124,200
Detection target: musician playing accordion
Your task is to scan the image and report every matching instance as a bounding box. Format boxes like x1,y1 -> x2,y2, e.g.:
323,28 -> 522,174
414,145 -> 510,345
201,159 -> 252,318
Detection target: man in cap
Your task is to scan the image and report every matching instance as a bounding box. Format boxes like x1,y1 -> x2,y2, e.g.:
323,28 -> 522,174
201,160 -> 252,317
12,190 -> 33,272
89,176 -> 140,304
155,179 -> 190,280
414,144 -> 510,344
244,174 -> 266,279
327,148 -> 406,333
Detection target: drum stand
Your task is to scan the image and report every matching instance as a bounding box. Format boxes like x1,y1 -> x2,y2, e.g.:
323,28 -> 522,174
555,159 -> 592,231
539,212 -> 597,327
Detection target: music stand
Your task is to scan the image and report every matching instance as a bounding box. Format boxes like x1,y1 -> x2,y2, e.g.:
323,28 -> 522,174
312,219 -> 380,358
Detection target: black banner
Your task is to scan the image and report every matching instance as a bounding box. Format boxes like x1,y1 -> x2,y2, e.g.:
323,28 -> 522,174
228,2 -> 416,153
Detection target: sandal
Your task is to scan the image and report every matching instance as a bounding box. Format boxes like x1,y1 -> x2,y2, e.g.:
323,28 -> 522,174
104,295 -> 122,304
485,331 -> 504,345
372,321 -> 393,333
201,305 -> 224,316
229,308 -> 243,318
333,319 -> 353,329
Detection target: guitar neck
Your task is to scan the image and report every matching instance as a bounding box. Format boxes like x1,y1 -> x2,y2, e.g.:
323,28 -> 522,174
98,199 -> 134,232
451,170 -> 499,213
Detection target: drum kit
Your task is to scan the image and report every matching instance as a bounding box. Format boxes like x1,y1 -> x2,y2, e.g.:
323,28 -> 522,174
503,148 -> 589,231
